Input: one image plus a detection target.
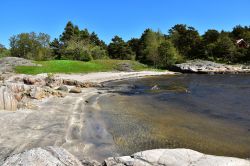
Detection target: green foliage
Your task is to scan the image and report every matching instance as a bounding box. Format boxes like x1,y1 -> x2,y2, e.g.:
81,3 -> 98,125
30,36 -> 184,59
141,29 -> 164,66
60,21 -> 76,42
157,40 -> 182,67
231,25 -> 250,42
58,21 -> 107,61
5,21 -> 250,67
0,44 -> 10,58
203,29 -> 220,44
15,60 -> 151,74
90,32 -> 107,50
169,24 -> 201,59
9,32 -> 52,60
91,46 -> 108,59
134,29 -> 183,68
212,33 -> 237,62
0,44 -> 5,52
108,36 -> 135,60
62,39 -> 92,61
50,38 -> 62,59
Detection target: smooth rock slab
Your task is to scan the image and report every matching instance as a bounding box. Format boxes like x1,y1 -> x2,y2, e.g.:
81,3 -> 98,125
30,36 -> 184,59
2,146 -> 84,166
104,149 -> 250,166
0,86 -> 18,111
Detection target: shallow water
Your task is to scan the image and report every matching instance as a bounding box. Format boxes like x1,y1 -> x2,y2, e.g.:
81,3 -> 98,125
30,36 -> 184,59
98,74 -> 250,158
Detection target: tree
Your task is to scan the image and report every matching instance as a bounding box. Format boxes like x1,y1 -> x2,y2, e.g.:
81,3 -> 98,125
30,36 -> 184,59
9,32 -> 52,60
63,39 -> 92,61
143,29 -> 161,66
231,25 -> 250,42
213,33 -> 237,62
50,38 -> 63,59
108,36 -> 135,60
169,24 -> 201,59
0,44 -> 9,58
203,29 -> 220,44
79,28 -> 90,41
0,44 -> 6,52
157,40 -> 182,67
90,46 -> 108,59
137,29 -> 167,66
60,21 -> 76,43
90,32 -> 107,50
127,38 -> 140,60
57,21 -> 108,60
199,29 -> 221,59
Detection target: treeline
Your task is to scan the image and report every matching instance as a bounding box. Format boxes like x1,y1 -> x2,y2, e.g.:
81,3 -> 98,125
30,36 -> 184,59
1,22 -> 250,67
0,43 -> 10,58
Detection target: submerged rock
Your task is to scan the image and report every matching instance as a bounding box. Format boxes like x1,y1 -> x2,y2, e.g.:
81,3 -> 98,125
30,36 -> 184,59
151,85 -> 160,90
104,149 -> 250,166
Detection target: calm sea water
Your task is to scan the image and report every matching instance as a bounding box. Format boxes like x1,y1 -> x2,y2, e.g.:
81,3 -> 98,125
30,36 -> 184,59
98,74 -> 250,158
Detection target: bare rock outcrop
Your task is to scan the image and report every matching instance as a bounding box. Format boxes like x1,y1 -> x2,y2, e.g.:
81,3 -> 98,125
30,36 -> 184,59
104,149 -> 250,166
2,146 -> 84,166
0,57 -> 39,74
23,77 -> 46,86
0,86 -> 18,111
30,87 -> 46,99
3,147 -> 250,166
63,79 -> 102,88
173,60 -> 250,74
69,87 -> 82,93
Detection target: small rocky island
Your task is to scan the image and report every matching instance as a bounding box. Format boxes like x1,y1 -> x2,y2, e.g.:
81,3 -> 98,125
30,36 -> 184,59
0,57 -> 250,166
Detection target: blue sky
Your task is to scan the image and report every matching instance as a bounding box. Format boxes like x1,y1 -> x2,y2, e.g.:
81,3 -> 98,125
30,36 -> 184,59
0,0 -> 250,47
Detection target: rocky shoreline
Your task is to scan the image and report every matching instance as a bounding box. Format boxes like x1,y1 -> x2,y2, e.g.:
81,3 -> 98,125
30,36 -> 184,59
173,59 -> 250,74
2,147 -> 250,166
1,57 -> 250,166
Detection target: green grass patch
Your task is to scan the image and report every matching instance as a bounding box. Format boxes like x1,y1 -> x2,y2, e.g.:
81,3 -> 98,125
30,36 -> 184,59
15,59 -> 155,74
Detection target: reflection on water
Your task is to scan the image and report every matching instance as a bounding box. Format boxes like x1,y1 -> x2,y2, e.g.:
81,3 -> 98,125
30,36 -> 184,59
99,74 -> 250,158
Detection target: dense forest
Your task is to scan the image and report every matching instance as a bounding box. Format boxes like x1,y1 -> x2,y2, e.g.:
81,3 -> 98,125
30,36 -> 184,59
1,21 -> 250,68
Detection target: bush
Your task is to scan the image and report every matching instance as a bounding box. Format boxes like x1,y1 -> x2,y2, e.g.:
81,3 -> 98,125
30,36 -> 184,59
90,46 -> 108,59
0,49 -> 10,58
157,40 -> 183,68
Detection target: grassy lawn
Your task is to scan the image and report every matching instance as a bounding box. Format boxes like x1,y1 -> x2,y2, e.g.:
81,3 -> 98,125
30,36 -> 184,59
15,59 -> 154,74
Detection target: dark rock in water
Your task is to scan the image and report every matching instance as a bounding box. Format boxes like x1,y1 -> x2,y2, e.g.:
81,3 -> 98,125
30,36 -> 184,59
151,85 -> 160,90
69,87 -> 82,93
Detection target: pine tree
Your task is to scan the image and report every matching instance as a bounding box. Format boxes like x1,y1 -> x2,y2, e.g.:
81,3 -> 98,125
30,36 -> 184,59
60,21 -> 75,42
